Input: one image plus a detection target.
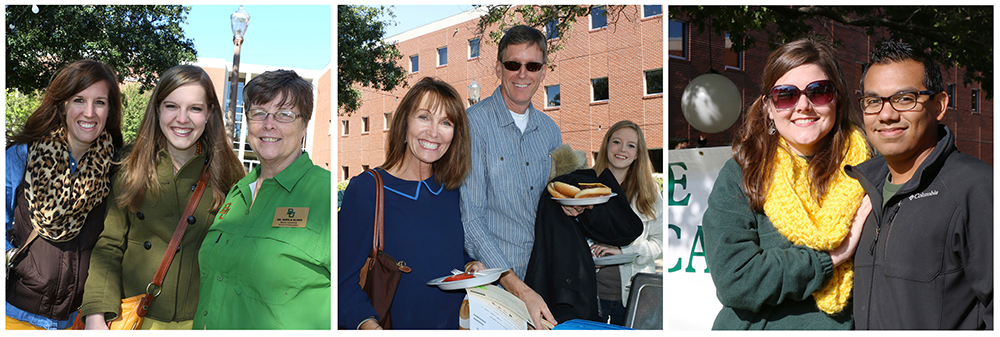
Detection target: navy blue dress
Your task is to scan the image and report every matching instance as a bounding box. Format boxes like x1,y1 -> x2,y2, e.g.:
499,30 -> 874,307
338,168 -> 467,329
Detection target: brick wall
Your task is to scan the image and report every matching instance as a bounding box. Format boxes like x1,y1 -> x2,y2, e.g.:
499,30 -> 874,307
339,5 -> 665,181
668,15 -> 993,165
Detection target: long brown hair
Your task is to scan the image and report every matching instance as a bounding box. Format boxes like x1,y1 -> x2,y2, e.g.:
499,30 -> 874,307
594,120 -> 658,218
7,59 -> 123,150
734,37 -> 859,211
381,77 -> 470,189
117,65 -> 244,213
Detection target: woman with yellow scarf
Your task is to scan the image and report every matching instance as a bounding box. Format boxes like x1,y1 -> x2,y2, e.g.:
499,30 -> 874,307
702,37 -> 872,330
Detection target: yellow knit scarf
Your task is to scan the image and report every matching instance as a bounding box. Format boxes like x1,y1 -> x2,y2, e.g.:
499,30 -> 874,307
763,127 -> 870,314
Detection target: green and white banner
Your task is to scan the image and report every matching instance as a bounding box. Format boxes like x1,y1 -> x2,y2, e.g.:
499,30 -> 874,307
666,147 -> 732,330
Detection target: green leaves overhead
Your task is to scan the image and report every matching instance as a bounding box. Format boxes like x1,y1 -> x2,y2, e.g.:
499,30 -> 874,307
6,5 -> 197,93
337,5 -> 407,116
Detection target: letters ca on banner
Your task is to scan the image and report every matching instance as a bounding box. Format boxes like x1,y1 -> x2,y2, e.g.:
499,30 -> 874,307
666,147 -> 731,330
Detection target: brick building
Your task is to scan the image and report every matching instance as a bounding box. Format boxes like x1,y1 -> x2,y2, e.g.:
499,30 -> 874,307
197,58 -> 333,172
668,13 -> 993,165
339,5 -> 665,182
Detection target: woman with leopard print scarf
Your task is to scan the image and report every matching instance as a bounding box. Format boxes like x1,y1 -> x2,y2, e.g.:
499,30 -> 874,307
6,59 -> 124,330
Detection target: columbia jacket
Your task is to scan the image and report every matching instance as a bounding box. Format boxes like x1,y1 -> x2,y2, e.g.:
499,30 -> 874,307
845,125 -> 993,330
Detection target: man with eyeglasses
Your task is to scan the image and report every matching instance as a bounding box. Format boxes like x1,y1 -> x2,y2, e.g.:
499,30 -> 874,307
845,40 -> 993,330
460,25 -> 561,329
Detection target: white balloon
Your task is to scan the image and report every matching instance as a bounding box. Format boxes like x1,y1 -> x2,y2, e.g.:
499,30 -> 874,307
681,73 -> 743,133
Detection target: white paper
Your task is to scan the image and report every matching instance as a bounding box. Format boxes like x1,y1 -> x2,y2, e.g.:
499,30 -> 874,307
466,285 -> 530,330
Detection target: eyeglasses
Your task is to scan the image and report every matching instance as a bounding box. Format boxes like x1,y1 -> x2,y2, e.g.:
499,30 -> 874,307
857,90 -> 938,115
247,109 -> 300,123
766,80 -> 837,111
501,61 -> 544,72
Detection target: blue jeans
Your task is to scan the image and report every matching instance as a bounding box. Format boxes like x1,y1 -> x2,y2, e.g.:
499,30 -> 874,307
599,299 -> 626,326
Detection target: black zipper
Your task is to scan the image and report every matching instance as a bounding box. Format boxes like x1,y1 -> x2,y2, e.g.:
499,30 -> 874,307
869,200 -> 902,255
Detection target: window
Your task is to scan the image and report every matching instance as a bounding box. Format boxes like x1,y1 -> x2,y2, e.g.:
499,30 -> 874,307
592,77 -> 609,102
971,89 -> 980,113
545,85 -> 561,108
437,47 -> 448,66
725,33 -> 743,69
591,5 -> 607,30
342,166 -> 349,181
545,20 -> 559,40
643,5 -> 662,18
645,68 -> 663,95
947,83 -> 956,108
341,120 -> 349,136
469,38 -> 480,59
384,112 -> 392,130
361,116 -> 370,133
669,20 -> 687,59
410,55 -> 419,73
223,78 -> 246,143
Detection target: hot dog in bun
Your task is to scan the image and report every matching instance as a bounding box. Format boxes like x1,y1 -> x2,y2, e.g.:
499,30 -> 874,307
547,181 -> 612,199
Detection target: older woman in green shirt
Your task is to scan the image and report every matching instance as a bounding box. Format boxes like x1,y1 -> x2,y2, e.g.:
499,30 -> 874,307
193,70 -> 331,329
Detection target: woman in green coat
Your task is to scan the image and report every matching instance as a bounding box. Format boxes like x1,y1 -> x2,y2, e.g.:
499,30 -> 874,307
80,65 -> 244,329
701,38 -> 871,330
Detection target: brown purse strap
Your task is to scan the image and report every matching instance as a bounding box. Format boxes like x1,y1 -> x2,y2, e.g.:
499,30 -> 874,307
367,168 -> 384,259
137,165 -> 210,317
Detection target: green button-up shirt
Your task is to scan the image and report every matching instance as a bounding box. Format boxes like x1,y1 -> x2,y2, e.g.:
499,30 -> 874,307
194,153 -> 331,329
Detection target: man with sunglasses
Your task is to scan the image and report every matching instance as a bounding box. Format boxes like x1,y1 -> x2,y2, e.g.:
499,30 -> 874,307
845,40 -> 993,330
460,25 -> 561,329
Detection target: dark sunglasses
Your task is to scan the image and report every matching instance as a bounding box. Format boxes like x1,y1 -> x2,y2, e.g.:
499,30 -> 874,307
767,80 -> 837,111
502,61 -> 544,72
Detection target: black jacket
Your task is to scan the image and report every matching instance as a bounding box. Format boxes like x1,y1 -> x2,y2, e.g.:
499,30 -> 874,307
845,125 -> 993,330
524,169 -> 643,323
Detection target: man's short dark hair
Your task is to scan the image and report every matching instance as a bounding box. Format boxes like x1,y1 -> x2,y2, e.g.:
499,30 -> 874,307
243,69 -> 314,124
497,25 -> 548,63
860,40 -> 944,94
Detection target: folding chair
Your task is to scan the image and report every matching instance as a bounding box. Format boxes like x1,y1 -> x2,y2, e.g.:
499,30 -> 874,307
622,272 -> 662,329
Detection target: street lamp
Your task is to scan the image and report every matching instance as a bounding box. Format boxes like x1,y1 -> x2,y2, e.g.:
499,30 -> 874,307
226,5 -> 250,144
468,77 -> 480,105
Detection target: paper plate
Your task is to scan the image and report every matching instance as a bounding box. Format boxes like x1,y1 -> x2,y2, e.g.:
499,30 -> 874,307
427,268 -> 506,290
593,253 -> 639,266
552,193 -> 617,206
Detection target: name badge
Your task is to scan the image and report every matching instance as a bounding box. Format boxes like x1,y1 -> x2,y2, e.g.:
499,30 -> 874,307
272,207 -> 309,228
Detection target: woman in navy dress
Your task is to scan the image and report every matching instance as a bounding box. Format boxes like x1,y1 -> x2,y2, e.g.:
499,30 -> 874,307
339,77 -> 474,329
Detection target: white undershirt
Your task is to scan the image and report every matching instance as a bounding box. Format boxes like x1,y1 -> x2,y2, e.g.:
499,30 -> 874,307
510,109 -> 529,133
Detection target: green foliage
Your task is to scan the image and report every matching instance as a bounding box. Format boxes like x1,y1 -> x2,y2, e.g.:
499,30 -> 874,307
120,83 -> 150,144
473,5 -> 639,70
337,5 -> 408,116
670,6 -> 993,98
5,89 -> 42,136
6,5 -> 197,94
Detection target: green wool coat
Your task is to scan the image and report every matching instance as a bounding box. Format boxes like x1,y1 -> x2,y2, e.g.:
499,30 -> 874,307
81,150 -> 220,323
701,159 -> 853,330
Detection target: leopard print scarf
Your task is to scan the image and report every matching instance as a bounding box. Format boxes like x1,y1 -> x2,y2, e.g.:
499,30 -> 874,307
24,127 -> 114,242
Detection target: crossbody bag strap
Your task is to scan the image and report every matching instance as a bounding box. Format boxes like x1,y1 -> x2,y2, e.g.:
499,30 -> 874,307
137,165 -> 210,317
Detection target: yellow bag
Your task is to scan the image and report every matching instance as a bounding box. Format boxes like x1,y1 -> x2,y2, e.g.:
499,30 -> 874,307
107,294 -> 147,330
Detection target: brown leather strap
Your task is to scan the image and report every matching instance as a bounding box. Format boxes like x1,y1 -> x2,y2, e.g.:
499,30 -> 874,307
367,168 -> 384,261
137,166 -> 210,317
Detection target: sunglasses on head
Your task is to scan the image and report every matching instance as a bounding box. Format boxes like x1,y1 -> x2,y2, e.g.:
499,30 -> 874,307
502,61 -> 544,72
767,80 -> 837,111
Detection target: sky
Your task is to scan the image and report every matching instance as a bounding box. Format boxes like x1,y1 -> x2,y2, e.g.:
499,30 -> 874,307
183,5 -> 331,71
380,5 -> 473,38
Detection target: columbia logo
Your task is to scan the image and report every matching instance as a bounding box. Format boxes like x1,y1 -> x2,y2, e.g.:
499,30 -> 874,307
909,190 -> 939,201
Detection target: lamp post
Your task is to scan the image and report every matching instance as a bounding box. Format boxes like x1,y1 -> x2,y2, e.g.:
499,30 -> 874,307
226,5 -> 249,144
467,77 -> 480,106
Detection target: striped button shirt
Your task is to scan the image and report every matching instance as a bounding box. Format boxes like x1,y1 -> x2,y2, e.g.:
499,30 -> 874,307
461,86 -> 562,279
